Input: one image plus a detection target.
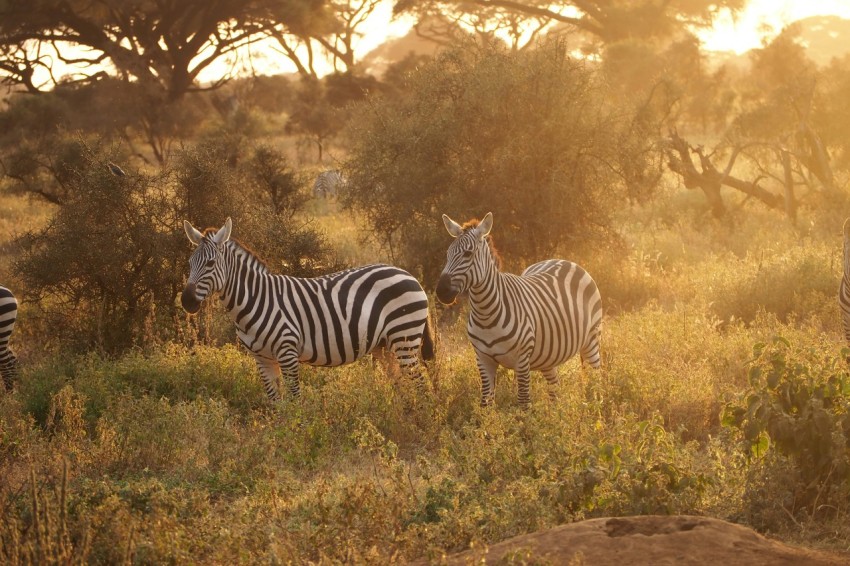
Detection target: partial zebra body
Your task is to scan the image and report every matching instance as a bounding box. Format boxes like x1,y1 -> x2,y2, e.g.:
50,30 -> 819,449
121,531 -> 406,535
0,286 -> 20,391
182,218 -> 433,401
313,170 -> 346,199
437,213 -> 602,406
840,219 -> 850,350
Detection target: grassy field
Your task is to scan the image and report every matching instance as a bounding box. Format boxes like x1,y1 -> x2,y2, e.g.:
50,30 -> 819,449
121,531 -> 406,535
2,184 -> 850,563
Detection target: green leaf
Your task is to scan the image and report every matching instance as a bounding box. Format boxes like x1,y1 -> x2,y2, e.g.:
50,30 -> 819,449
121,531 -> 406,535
750,432 -> 770,458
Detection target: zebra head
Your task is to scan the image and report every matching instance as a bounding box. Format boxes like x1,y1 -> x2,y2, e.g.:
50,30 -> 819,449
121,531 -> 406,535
181,218 -> 232,314
436,212 -> 494,304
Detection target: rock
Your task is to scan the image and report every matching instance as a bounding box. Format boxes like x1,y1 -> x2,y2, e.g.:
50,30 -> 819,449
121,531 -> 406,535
417,515 -> 849,565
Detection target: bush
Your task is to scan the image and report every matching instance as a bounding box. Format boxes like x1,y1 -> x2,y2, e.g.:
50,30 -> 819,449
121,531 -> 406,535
14,140 -> 341,352
723,336 -> 850,520
343,39 -> 663,285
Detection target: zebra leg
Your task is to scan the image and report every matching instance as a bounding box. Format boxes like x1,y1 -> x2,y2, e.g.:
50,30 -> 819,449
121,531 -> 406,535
278,349 -> 302,398
580,324 -> 602,369
542,368 -> 560,401
475,351 -> 498,407
0,348 -> 19,391
515,360 -> 533,407
389,335 -> 426,391
253,355 -> 282,402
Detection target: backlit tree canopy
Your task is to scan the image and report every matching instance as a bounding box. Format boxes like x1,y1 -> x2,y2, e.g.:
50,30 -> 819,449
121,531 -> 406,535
395,0 -> 747,47
0,0 -> 331,99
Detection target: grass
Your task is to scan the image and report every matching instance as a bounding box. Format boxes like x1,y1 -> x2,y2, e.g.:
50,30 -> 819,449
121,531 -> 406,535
2,184 -> 850,563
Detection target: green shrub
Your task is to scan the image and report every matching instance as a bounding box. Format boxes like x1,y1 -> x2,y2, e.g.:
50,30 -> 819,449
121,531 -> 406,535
723,336 -> 850,518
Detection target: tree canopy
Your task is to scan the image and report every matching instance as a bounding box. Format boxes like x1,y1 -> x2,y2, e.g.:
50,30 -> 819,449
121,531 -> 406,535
395,0 -> 747,48
0,0 -> 331,99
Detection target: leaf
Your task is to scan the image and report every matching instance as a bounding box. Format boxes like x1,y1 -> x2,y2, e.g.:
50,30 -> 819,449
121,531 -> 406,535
748,366 -> 762,387
766,368 -> 781,389
750,432 -> 770,458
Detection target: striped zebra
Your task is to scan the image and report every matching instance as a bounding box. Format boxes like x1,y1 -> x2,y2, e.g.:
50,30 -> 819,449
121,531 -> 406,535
0,286 -> 20,391
840,218 -> 850,353
313,170 -> 346,199
436,212 -> 602,406
181,218 -> 434,401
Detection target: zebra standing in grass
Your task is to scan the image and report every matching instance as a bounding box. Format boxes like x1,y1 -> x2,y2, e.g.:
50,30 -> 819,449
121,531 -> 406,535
436,212 -> 602,406
313,170 -> 346,199
0,286 -> 20,391
840,218 -> 850,351
181,218 -> 434,401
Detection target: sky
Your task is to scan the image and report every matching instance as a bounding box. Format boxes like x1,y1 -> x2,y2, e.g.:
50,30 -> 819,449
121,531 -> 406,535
697,0 -> 850,53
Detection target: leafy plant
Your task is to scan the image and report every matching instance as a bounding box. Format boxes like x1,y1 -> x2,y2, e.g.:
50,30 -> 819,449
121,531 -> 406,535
723,336 -> 850,512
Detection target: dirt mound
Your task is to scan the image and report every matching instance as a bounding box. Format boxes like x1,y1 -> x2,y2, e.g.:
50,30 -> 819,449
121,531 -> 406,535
418,515 -> 848,565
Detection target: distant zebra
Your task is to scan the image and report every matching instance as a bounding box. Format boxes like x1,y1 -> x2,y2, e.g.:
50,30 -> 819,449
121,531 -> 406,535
313,170 -> 346,199
436,212 -> 602,406
181,218 -> 434,401
0,286 -> 20,391
840,219 -> 850,353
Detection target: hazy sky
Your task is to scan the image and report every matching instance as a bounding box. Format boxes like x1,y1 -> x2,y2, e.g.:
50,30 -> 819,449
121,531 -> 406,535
699,0 -> 850,53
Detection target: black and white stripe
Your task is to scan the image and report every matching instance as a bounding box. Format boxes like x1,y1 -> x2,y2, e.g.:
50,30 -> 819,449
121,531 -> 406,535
0,286 -> 20,391
840,219 -> 850,350
312,170 -> 346,199
436,212 -> 602,406
181,218 -> 433,401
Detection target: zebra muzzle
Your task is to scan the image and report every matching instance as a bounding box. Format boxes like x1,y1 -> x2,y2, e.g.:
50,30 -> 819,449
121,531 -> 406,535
181,284 -> 202,314
435,275 -> 459,304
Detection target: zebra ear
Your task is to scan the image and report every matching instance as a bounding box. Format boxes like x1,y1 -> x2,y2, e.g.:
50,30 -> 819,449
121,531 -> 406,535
476,212 -> 494,240
443,214 -> 464,238
184,220 -> 204,246
211,217 -> 232,245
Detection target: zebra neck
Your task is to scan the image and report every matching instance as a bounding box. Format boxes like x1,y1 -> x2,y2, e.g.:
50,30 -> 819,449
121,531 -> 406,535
467,262 -> 506,323
219,242 -> 273,314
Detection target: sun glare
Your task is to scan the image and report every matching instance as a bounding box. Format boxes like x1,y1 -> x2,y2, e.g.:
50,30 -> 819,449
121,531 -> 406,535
698,0 -> 850,54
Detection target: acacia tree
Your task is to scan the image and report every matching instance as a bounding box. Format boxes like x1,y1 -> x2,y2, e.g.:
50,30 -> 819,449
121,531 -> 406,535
665,26 -> 840,221
0,0 -> 332,162
395,0 -> 746,48
0,0 -> 330,98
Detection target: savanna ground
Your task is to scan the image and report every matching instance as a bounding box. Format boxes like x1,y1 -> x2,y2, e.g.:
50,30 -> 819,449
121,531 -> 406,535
2,175 -> 850,564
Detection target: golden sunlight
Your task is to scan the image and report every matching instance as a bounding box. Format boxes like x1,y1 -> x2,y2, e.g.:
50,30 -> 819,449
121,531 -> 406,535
698,0 -> 850,53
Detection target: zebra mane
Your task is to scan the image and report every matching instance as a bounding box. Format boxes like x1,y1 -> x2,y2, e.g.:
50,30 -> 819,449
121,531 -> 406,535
461,218 -> 502,270
223,237 -> 271,274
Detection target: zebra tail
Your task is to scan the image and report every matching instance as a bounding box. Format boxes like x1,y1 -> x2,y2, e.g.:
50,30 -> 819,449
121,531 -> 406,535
421,315 -> 436,361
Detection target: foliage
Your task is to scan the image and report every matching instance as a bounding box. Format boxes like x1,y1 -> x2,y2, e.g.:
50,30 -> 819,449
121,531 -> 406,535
13,140 -> 340,351
344,39 -> 662,284
395,0 -> 747,47
0,0 -> 331,98
723,337 -> 850,516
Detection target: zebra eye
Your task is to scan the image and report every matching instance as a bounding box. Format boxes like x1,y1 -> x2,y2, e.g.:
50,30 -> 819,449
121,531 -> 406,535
205,259 -> 216,268
462,250 -> 473,258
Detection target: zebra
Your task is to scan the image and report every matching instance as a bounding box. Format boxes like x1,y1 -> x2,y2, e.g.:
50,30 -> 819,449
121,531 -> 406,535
313,170 -> 346,199
181,218 -> 434,401
436,212 -> 602,406
0,286 -> 20,391
840,218 -> 850,355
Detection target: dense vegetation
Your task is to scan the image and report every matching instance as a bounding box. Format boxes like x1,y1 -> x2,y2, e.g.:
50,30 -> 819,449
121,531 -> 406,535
2,2 -> 850,563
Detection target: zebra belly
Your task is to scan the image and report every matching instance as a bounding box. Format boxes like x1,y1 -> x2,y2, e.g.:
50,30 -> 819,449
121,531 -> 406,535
470,325 -> 580,371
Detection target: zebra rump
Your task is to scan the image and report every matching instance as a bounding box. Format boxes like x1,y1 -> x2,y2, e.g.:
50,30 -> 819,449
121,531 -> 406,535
313,170 -> 346,199
0,286 -> 20,391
